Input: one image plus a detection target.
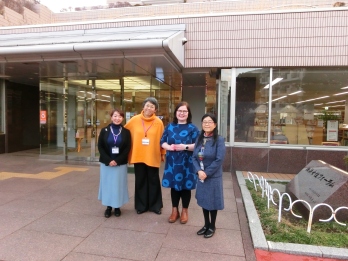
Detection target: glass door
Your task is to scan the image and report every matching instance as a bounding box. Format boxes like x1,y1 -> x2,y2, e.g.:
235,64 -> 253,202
39,78 -> 64,158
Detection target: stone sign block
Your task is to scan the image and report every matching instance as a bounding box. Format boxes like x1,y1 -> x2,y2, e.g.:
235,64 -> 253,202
286,160 -> 348,222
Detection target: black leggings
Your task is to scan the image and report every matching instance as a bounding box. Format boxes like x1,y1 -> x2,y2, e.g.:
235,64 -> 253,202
202,208 -> 218,230
171,189 -> 191,208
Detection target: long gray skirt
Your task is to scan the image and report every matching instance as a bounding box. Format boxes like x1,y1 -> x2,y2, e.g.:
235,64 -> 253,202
98,163 -> 129,208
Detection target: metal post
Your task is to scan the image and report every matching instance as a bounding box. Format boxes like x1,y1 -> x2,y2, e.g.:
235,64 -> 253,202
90,78 -> 96,158
63,64 -> 68,160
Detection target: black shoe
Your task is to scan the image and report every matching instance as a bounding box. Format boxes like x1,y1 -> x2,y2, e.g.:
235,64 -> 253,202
204,228 -> 215,238
104,207 -> 112,218
152,209 -> 161,215
197,226 -> 208,235
137,209 -> 146,214
115,208 -> 121,217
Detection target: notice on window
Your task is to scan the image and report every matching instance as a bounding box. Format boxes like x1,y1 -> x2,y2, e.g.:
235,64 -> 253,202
40,110 -> 47,124
126,112 -> 131,123
327,120 -> 338,141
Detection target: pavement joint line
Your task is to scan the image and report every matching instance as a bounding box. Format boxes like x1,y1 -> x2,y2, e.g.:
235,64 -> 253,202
0,167 -> 88,180
236,171 -> 348,260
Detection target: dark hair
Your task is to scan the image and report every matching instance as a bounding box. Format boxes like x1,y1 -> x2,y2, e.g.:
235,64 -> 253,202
173,101 -> 192,124
196,113 -> 218,146
142,97 -> 159,110
110,108 -> 124,118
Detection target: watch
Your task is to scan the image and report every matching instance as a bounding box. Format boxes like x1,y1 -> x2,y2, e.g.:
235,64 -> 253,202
185,145 -> 189,150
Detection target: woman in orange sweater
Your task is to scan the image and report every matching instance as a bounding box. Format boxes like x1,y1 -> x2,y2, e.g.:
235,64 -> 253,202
125,97 -> 165,214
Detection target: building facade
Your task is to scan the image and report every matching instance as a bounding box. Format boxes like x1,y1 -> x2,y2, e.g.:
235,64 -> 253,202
0,3 -> 348,173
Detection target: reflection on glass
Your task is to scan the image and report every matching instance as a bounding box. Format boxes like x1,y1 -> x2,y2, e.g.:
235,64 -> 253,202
0,80 -> 3,134
39,57 -> 182,159
271,68 -> 348,146
234,68 -> 271,143
220,69 -> 231,142
39,78 -> 63,156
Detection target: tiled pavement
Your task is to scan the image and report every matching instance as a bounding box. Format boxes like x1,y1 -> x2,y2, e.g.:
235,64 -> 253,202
0,152 -> 345,261
0,152 -> 255,261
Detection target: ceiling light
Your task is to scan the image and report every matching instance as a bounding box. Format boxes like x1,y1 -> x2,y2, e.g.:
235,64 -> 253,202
272,95 -> 287,102
334,91 -> 348,96
288,91 -> 302,95
263,78 -> 283,89
325,100 -> 345,104
296,96 -> 329,103
326,104 -> 345,108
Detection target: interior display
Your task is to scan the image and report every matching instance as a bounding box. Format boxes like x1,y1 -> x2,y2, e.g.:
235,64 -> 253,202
230,67 -> 348,146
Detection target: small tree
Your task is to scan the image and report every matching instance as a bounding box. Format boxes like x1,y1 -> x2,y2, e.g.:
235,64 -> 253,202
23,0 -> 37,13
3,0 -> 24,14
316,110 -> 340,128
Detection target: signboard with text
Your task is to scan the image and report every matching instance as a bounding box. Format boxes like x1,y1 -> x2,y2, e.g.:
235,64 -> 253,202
286,160 -> 348,221
326,120 -> 338,141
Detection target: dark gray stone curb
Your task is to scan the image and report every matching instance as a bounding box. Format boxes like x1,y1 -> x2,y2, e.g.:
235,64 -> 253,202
236,171 -> 348,260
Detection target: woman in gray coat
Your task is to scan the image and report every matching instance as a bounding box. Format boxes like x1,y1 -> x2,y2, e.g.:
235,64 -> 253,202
192,113 -> 226,238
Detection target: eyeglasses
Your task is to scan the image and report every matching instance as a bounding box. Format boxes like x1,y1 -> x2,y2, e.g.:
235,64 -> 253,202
202,121 -> 214,125
177,110 -> 188,114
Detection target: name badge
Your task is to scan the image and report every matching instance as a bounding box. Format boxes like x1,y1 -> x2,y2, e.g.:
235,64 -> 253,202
142,138 -> 150,145
112,147 -> 119,154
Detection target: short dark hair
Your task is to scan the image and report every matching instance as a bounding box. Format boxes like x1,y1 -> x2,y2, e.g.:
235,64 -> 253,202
110,108 -> 124,118
142,97 -> 159,110
173,101 -> 192,123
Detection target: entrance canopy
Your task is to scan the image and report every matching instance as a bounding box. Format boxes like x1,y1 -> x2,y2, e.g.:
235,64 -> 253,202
0,24 -> 186,70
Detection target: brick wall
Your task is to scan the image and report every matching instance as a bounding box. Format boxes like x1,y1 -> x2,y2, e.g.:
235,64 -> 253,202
23,7 -> 40,25
3,6 -> 23,25
0,15 -> 10,27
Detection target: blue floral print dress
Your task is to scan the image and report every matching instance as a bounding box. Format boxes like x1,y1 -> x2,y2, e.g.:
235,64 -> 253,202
160,123 -> 200,191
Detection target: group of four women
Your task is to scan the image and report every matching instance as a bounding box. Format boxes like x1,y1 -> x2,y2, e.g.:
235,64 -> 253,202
97,97 -> 226,238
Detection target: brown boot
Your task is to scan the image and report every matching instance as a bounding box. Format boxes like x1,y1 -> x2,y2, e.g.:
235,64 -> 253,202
168,207 -> 180,223
180,208 -> 188,224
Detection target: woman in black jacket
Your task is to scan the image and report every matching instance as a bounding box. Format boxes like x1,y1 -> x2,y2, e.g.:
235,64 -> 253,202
98,108 -> 131,218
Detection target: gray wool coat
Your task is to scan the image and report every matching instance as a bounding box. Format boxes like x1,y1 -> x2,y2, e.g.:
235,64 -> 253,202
192,135 -> 226,210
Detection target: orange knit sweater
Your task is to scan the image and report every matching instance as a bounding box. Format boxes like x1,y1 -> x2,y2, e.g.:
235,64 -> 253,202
124,111 -> 165,168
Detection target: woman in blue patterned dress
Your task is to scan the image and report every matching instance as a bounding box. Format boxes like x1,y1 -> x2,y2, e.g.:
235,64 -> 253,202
160,102 -> 200,224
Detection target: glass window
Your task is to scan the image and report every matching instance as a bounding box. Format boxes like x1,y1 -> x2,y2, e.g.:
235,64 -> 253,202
271,68 -> 348,146
233,68 -> 271,143
219,69 -> 231,142
0,80 -> 4,134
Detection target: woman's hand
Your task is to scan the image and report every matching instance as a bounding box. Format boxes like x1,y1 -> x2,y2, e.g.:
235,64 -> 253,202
109,160 -> 117,167
173,144 -> 185,151
198,170 -> 207,180
162,142 -> 175,151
